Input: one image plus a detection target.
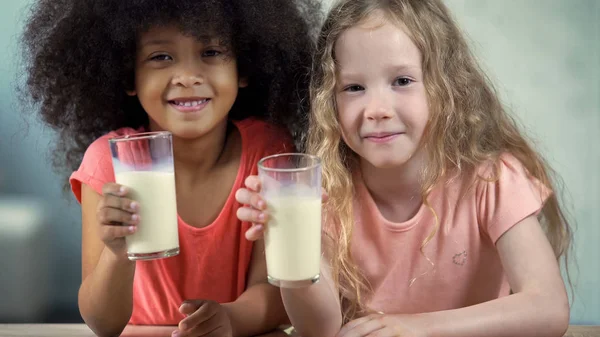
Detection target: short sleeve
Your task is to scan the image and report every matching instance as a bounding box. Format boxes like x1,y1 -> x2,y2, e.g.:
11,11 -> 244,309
263,124 -> 296,155
236,118 -> 296,176
69,135 -> 116,203
476,153 -> 552,243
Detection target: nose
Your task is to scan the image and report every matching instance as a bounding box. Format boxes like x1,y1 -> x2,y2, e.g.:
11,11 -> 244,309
171,62 -> 204,88
364,90 -> 393,121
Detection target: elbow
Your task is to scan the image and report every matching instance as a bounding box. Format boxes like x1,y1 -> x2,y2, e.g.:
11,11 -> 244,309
549,300 -> 570,337
535,293 -> 570,337
79,312 -> 128,337
78,292 -> 129,337
82,315 -> 128,337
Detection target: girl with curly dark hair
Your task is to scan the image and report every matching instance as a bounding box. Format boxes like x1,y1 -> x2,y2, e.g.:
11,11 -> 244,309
20,1 -> 321,336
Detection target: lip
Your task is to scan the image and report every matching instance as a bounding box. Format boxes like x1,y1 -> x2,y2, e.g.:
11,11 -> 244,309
168,97 -> 211,113
363,132 -> 403,143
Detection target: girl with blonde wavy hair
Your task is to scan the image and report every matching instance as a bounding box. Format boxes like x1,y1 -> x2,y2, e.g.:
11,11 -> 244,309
236,0 -> 573,336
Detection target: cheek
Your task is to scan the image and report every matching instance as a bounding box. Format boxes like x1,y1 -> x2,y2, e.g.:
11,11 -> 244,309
136,73 -> 163,101
211,64 -> 239,88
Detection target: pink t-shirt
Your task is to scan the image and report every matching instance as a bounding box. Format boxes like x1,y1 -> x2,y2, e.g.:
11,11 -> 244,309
70,118 -> 293,325
351,153 -> 550,314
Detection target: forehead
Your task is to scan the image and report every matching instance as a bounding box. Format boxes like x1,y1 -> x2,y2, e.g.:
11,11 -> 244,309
137,24 -> 226,47
335,14 -> 421,70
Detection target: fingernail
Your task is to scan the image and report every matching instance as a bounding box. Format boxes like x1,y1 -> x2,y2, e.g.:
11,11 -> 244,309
258,213 -> 265,221
255,225 -> 263,231
128,226 -> 136,232
120,186 -> 126,194
130,202 -> 138,210
257,200 -> 265,209
172,331 -> 180,337
132,214 -> 139,221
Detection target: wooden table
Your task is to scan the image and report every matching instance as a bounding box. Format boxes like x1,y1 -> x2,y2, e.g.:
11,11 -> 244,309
0,324 -> 598,336
0,325 -> 289,337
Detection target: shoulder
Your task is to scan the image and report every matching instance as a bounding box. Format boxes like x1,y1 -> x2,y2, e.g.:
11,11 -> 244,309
69,127 -> 143,201
234,117 -> 295,154
474,152 -> 552,243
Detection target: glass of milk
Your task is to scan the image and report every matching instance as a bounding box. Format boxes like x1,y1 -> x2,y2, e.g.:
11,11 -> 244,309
109,131 -> 179,261
258,153 -> 322,288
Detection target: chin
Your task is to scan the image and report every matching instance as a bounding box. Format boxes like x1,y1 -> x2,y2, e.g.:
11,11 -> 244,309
363,154 -> 411,170
166,125 -> 208,139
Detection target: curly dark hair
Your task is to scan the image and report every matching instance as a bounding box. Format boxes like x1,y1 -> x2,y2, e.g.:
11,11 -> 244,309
19,0 -> 321,182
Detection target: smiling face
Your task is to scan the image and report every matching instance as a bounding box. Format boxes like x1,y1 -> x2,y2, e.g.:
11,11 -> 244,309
130,25 -> 247,139
334,13 -> 429,170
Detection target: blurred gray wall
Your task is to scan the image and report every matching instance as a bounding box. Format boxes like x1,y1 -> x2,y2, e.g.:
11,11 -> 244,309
0,0 -> 598,324
0,0 -> 81,322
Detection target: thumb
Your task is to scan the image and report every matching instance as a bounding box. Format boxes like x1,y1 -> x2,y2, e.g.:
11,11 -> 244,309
321,187 -> 329,203
179,300 -> 205,315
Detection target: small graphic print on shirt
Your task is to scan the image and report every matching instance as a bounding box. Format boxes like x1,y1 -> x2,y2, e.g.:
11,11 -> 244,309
452,250 -> 467,266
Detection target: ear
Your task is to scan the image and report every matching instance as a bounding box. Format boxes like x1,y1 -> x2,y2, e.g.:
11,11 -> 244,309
126,90 -> 137,96
238,77 -> 248,88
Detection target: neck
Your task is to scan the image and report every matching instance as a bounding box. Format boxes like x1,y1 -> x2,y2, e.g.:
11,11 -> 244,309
150,120 -> 231,178
360,150 -> 426,212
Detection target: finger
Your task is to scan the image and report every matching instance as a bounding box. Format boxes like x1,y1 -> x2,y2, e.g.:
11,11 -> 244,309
338,315 -> 381,337
245,224 -> 264,241
341,320 -> 385,337
321,187 -> 329,203
97,207 -> 140,225
176,324 -> 221,337
235,188 -> 266,210
244,175 -> 261,191
236,206 -> 267,224
178,301 -> 216,331
102,183 -> 128,197
368,328 -> 398,337
101,195 -> 139,213
99,223 -> 137,241
179,300 -> 204,316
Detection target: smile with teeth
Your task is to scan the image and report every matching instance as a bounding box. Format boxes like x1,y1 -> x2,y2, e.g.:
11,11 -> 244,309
171,99 -> 209,107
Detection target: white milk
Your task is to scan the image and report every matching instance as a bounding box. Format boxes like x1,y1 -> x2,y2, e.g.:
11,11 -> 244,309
264,195 -> 321,281
115,171 -> 179,254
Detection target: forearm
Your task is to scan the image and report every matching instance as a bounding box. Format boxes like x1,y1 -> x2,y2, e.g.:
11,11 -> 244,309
280,266 -> 342,337
78,247 -> 136,337
223,283 -> 288,337
406,292 -> 570,337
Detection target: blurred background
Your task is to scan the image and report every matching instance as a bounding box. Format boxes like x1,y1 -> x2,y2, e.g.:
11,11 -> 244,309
1,0 -> 598,325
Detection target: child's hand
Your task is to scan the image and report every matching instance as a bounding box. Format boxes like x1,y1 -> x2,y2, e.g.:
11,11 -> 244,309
235,175 -> 329,241
174,300 -> 233,337
336,314 -> 423,337
235,176 -> 268,241
97,183 -> 140,257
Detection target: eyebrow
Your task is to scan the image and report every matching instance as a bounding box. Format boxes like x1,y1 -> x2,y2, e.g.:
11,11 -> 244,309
139,39 -> 174,48
338,64 -> 420,77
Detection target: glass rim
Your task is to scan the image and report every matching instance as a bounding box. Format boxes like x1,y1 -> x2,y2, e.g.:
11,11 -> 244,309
258,153 -> 321,173
108,131 -> 172,143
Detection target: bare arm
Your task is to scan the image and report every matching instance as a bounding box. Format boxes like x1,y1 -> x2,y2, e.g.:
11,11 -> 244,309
78,184 -> 137,337
223,238 -> 289,337
353,215 -> 570,337
235,175 -> 342,337
281,255 -> 342,337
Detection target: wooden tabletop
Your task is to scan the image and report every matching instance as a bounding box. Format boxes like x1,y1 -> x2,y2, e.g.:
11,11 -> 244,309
0,324 -> 598,336
0,324 -> 290,337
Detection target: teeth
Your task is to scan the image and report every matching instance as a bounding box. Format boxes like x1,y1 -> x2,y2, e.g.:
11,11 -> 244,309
174,99 -> 208,106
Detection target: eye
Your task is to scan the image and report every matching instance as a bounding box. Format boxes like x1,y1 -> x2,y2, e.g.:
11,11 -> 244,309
343,85 -> 364,92
202,49 -> 222,57
394,77 -> 413,86
149,54 -> 172,62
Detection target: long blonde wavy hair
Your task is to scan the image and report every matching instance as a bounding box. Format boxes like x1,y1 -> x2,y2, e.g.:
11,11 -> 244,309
307,0 -> 573,322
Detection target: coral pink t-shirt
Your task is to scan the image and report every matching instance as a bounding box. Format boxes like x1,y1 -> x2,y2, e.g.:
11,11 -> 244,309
351,154 -> 550,314
70,118 -> 293,325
